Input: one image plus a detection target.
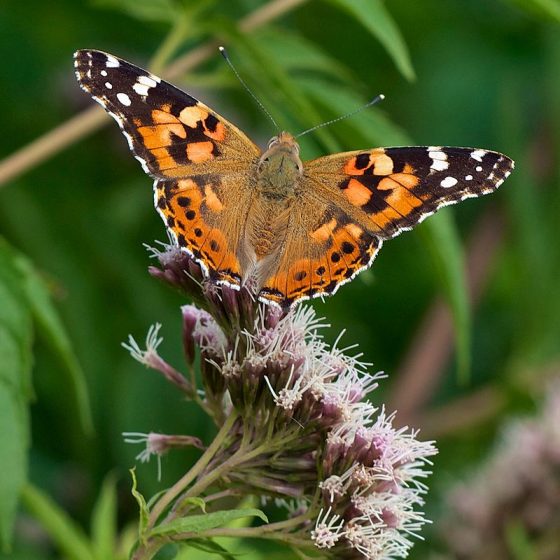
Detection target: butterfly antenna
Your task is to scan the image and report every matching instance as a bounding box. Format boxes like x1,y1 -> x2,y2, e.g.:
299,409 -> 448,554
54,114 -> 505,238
219,46 -> 280,133
295,94 -> 385,139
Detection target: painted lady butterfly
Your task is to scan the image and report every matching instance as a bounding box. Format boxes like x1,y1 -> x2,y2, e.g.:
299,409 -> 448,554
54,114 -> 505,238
75,49 -> 514,309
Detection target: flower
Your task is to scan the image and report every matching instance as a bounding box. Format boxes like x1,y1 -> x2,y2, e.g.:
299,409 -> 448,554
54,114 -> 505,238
126,244 -> 437,560
123,432 -> 204,481
441,379 -> 560,559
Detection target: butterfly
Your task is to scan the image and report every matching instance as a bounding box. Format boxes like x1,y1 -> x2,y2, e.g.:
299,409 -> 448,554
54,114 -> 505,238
74,49 -> 514,309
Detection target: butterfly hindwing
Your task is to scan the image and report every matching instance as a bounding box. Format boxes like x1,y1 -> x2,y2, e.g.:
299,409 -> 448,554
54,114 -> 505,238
154,174 -> 255,286
259,195 -> 382,307
305,146 -> 514,240
74,49 -> 260,180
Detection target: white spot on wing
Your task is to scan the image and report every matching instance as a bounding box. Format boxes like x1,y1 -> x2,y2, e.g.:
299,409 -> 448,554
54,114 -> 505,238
117,92 -> 131,106
428,148 -> 449,171
105,82 -> 112,89
132,74 -> 159,97
101,70 -> 108,77
138,74 -> 158,87
440,176 -> 458,188
476,166 -> 483,172
465,175 -> 473,181
470,149 -> 486,162
431,159 -> 449,171
132,82 -> 150,96
106,54 -> 120,68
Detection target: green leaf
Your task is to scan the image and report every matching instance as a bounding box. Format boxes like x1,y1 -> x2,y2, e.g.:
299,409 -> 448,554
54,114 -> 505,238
0,378 -> 28,552
12,252 -> 93,435
418,212 -> 471,382
21,484 -> 95,560
92,0 -> 183,23
177,497 -> 207,514
255,28 -> 355,83
150,509 -> 268,538
91,475 -> 117,560
0,240 -> 32,550
183,538 -> 238,559
130,468 -> 150,540
503,0 -> 560,23
327,0 -> 415,80
298,77 -> 411,147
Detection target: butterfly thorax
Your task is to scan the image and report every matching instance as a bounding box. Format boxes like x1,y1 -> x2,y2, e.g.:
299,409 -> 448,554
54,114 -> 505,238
255,132 -> 303,200
239,132 -> 303,273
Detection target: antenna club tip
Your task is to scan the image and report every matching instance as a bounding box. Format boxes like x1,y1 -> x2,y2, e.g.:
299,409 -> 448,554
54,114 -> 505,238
218,46 -> 228,58
379,94 -> 385,100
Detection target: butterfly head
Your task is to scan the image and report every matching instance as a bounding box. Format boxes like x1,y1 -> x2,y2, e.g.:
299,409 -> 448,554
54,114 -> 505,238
257,132 -> 303,198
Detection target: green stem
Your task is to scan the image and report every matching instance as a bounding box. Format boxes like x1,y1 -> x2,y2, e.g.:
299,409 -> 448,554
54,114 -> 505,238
147,410 -> 238,529
179,426 -> 302,504
171,526 -> 312,548
180,442 -> 269,501
149,14 -> 191,75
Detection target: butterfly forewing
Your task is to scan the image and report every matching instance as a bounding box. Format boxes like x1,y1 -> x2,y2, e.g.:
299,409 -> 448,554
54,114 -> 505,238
74,49 -> 260,180
304,146 -> 514,240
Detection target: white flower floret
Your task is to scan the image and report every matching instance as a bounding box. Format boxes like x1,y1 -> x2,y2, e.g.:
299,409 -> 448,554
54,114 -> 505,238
311,507 -> 344,549
122,323 -> 163,367
123,431 -> 164,480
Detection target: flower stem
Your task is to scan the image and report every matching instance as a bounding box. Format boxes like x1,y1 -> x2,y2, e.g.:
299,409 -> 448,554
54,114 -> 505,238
170,525 -> 312,549
148,14 -> 191,75
146,410 -> 238,529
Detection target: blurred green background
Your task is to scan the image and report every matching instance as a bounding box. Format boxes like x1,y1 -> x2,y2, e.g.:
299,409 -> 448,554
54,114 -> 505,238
1,0 -> 559,558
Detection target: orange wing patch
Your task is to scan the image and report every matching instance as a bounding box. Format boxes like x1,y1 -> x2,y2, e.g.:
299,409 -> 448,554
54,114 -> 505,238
343,178 -> 372,206
259,221 -> 380,308
133,105 -> 225,176
344,149 -> 394,176
155,178 -> 241,285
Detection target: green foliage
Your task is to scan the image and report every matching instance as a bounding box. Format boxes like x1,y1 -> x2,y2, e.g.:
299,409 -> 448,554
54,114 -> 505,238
181,539 -> 239,559
130,468 -> 150,541
505,520 -> 538,560
150,509 -> 268,537
419,212 -> 471,381
91,476 -> 118,560
93,0 -> 186,23
503,0 -> 560,22
21,484 -> 96,560
0,239 -> 92,549
0,241 -> 31,550
21,478 -> 128,560
327,0 -> 415,80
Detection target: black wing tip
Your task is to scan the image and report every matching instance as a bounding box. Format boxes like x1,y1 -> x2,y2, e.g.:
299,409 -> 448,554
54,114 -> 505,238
74,48 -> 108,59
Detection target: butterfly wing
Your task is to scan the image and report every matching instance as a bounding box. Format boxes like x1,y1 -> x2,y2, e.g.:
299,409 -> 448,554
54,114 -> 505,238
258,191 -> 382,307
260,146 -> 514,307
154,174 -> 255,285
74,50 -> 260,178
74,49 -> 260,286
304,146 -> 514,239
